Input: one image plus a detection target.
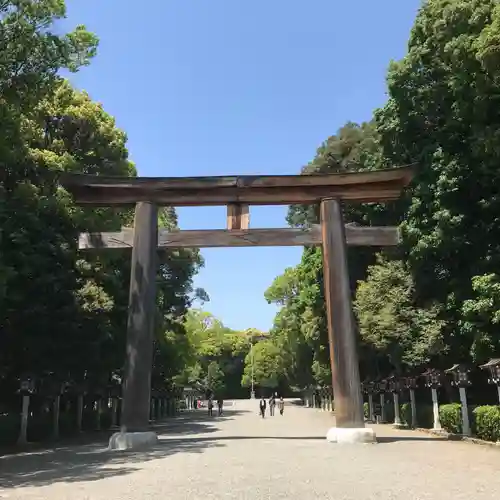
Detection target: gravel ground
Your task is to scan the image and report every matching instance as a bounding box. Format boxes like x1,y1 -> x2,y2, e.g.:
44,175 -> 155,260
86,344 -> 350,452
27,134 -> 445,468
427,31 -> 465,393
1,399 -> 500,500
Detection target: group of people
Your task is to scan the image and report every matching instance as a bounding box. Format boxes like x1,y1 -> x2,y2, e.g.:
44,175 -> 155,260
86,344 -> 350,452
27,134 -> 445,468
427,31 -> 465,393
259,394 -> 284,418
207,398 -> 224,417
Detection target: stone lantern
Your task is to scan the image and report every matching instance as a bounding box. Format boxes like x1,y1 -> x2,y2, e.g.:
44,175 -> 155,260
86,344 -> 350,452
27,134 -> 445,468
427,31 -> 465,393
402,376 -> 418,428
361,381 -> 375,422
150,388 -> 159,422
17,375 -> 36,445
108,383 -> 121,429
375,379 -> 388,423
479,359 -> 500,404
41,378 -> 68,440
445,364 -> 471,436
317,385 -> 326,411
387,375 -> 403,428
422,368 -> 442,431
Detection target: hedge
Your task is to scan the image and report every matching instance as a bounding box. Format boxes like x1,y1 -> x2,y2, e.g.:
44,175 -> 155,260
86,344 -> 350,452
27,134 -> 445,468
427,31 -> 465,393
401,403 -> 411,426
473,405 -> 500,442
363,402 -> 369,419
438,403 -> 462,434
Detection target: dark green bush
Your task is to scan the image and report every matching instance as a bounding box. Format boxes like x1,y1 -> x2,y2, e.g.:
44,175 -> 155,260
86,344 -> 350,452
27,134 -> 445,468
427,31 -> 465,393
59,412 -> 78,436
0,413 -> 20,446
27,413 -> 52,442
401,403 -> 411,427
100,410 -> 112,430
473,405 -> 500,442
439,403 -> 462,434
416,404 -> 434,429
384,398 -> 395,423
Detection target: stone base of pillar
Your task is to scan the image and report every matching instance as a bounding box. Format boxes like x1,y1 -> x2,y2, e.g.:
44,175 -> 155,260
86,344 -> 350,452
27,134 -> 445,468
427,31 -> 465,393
326,426 -> 376,444
108,431 -> 158,451
392,423 -> 405,429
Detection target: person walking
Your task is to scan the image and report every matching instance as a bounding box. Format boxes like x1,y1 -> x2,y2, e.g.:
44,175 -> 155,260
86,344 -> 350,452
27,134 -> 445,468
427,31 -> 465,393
278,397 -> 285,416
269,395 -> 276,416
259,396 -> 267,418
208,398 -> 214,417
217,398 -> 223,416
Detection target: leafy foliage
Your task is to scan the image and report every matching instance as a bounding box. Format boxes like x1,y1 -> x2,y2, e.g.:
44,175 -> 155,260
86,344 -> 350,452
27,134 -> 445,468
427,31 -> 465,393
354,257 -> 445,372
376,0 -> 500,365
241,340 -> 284,390
268,0 -> 500,386
438,403 -> 463,434
175,310 -> 266,398
473,405 -> 500,442
0,1 -> 202,406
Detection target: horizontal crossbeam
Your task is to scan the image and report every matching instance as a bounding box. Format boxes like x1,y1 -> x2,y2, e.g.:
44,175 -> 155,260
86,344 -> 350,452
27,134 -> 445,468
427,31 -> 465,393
78,225 -> 399,250
60,166 -> 414,207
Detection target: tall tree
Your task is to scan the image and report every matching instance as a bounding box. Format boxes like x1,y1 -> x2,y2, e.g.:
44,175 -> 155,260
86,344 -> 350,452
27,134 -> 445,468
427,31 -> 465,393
376,0 -> 500,363
354,257 -> 445,374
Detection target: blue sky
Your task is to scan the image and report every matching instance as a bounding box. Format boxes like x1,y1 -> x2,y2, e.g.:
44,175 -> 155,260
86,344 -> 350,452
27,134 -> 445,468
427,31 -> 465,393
64,0 -> 421,332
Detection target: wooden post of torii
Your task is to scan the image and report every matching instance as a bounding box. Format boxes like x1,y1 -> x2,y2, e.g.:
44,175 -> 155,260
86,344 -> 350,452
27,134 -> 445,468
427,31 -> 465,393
60,166 -> 413,448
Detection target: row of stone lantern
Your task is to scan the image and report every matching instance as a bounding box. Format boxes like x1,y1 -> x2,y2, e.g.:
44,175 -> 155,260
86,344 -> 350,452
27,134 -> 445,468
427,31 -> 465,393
304,358 -> 500,437
303,386 -> 333,411
150,389 -> 183,421
183,386 -> 203,411
16,374 -> 188,446
361,359 -> 500,437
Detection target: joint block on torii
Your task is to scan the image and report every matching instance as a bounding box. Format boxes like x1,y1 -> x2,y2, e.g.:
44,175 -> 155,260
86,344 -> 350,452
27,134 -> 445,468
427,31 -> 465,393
227,204 -> 250,230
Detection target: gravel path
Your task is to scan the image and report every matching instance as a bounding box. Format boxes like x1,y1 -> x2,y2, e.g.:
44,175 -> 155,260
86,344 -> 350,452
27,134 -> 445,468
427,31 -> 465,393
1,399 -> 499,500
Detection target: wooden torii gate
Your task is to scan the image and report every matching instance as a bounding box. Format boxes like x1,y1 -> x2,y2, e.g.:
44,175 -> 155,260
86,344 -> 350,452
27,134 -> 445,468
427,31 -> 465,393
61,166 -> 413,448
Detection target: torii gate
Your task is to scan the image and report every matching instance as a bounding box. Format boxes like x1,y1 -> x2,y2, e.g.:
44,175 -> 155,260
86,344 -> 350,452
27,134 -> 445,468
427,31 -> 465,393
61,166 -> 413,448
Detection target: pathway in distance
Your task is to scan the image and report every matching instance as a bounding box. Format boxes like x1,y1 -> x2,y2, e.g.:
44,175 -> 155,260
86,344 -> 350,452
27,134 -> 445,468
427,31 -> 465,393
1,399 -> 499,499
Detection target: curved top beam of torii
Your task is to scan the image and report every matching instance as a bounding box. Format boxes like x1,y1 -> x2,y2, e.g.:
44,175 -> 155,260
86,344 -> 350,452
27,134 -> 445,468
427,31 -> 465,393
59,165 -> 414,207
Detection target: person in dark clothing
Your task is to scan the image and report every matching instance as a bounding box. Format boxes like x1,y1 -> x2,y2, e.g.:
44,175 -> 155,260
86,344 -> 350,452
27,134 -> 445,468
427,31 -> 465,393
208,398 -> 214,416
259,397 -> 266,418
217,398 -> 223,416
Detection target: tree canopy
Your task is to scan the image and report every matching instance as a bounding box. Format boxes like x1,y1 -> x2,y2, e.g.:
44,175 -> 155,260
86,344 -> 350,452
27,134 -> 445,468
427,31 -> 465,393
0,0 -> 203,402
267,0 -> 500,385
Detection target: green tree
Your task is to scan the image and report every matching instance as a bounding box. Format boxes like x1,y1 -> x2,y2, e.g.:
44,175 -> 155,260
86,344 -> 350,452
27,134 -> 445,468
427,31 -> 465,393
376,0 -> 500,363
206,361 -> 225,396
354,257 -> 446,374
461,274 -> 500,364
266,122 -> 396,388
242,340 -> 284,390
175,310 -> 258,398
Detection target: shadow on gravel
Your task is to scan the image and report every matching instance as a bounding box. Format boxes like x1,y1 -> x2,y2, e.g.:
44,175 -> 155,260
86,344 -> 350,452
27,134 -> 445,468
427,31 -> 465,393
0,410 -> 254,488
151,410 -> 248,437
376,435 -> 449,444
0,437 -> 225,489
160,435 -> 325,445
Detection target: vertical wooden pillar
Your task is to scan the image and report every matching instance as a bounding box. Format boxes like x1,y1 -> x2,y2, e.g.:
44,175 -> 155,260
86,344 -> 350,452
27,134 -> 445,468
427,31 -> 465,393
120,202 -> 158,433
320,198 -> 364,428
